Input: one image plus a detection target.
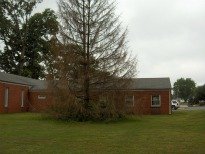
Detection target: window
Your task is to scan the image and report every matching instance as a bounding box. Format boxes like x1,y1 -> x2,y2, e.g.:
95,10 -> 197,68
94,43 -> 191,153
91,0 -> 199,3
4,88 -> 9,108
21,91 -> 24,107
38,95 -> 46,100
125,95 -> 134,107
151,95 -> 161,107
99,95 -> 108,108
99,96 -> 107,103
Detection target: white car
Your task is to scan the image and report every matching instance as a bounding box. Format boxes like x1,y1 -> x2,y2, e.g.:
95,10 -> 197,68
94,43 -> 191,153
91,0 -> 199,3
171,100 -> 180,110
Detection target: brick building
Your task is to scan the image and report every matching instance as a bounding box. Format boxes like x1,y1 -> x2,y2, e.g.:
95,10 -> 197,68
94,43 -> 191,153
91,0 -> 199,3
0,72 -> 171,114
121,78 -> 172,114
0,72 -> 48,113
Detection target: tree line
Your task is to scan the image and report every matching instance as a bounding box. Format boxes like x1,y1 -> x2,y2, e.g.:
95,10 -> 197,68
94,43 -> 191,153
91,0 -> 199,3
173,78 -> 205,105
0,0 -> 59,79
0,0 -> 137,121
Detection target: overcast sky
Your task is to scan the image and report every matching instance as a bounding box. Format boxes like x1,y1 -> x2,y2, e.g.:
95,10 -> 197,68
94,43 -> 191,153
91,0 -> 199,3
5,0 -> 205,86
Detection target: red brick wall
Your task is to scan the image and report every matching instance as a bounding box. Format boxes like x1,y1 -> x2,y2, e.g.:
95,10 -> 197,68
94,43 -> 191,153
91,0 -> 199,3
0,82 -> 29,113
29,91 -> 52,112
0,81 -> 171,115
122,90 -> 171,115
91,89 -> 171,115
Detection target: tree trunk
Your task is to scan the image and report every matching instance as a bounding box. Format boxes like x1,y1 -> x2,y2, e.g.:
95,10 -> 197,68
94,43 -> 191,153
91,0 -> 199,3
82,0 -> 89,108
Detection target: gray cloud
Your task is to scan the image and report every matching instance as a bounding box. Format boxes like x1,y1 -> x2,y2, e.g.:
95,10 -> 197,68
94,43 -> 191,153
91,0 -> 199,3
118,0 -> 205,85
34,0 -> 205,85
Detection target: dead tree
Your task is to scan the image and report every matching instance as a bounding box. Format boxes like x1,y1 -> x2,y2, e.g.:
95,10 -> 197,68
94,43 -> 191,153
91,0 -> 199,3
48,0 -> 137,120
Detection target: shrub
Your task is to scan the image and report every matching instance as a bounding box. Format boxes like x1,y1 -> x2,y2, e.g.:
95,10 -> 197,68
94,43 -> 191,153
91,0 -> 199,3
47,86 -> 125,121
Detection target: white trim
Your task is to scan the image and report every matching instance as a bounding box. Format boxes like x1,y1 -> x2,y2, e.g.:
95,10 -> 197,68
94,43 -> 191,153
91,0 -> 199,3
4,88 -> 9,108
125,95 -> 135,107
91,89 -> 171,92
21,91 -> 24,107
169,90 -> 172,114
133,95 -> 135,106
0,81 -> 29,87
151,95 -> 161,107
113,89 -> 170,92
38,95 -> 46,100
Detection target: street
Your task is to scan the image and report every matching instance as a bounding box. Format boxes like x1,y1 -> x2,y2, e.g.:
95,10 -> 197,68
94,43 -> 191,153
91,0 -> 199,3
178,105 -> 205,110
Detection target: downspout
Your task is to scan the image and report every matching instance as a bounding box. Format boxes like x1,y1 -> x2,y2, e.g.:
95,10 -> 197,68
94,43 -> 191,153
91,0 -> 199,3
169,89 -> 172,114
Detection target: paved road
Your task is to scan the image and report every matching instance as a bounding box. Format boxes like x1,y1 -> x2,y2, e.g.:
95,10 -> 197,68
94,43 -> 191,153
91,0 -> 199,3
178,105 -> 205,110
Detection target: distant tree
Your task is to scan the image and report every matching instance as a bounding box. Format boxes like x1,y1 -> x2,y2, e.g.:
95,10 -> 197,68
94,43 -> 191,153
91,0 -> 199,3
0,0 -> 58,79
173,78 -> 196,102
0,0 -> 41,76
195,85 -> 205,102
48,0 -> 137,121
24,9 -> 58,79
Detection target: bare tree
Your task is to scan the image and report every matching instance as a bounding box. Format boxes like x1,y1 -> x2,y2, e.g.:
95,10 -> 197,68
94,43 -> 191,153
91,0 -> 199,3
48,0 -> 137,120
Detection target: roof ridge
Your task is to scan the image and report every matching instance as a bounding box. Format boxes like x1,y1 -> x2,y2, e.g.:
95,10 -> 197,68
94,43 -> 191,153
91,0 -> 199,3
0,72 -> 171,90
132,77 -> 170,79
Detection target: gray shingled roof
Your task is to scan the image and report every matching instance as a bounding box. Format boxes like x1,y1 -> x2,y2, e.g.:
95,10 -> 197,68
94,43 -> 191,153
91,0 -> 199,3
0,72 -> 171,90
0,72 -> 47,90
129,78 -> 171,90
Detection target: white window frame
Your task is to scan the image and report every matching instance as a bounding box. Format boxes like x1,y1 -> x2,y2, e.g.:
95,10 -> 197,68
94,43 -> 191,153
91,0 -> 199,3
4,88 -> 9,108
38,95 -> 46,100
21,91 -> 24,107
151,95 -> 161,107
125,95 -> 135,107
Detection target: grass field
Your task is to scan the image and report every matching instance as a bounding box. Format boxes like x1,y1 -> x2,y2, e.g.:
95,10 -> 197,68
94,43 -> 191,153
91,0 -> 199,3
0,111 -> 205,154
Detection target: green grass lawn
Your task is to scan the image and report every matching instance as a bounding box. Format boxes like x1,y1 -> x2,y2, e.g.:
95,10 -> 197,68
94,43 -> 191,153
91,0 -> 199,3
0,111 -> 205,154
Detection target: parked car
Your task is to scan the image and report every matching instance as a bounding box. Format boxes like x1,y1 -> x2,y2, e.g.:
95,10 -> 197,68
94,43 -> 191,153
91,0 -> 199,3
171,100 -> 180,110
